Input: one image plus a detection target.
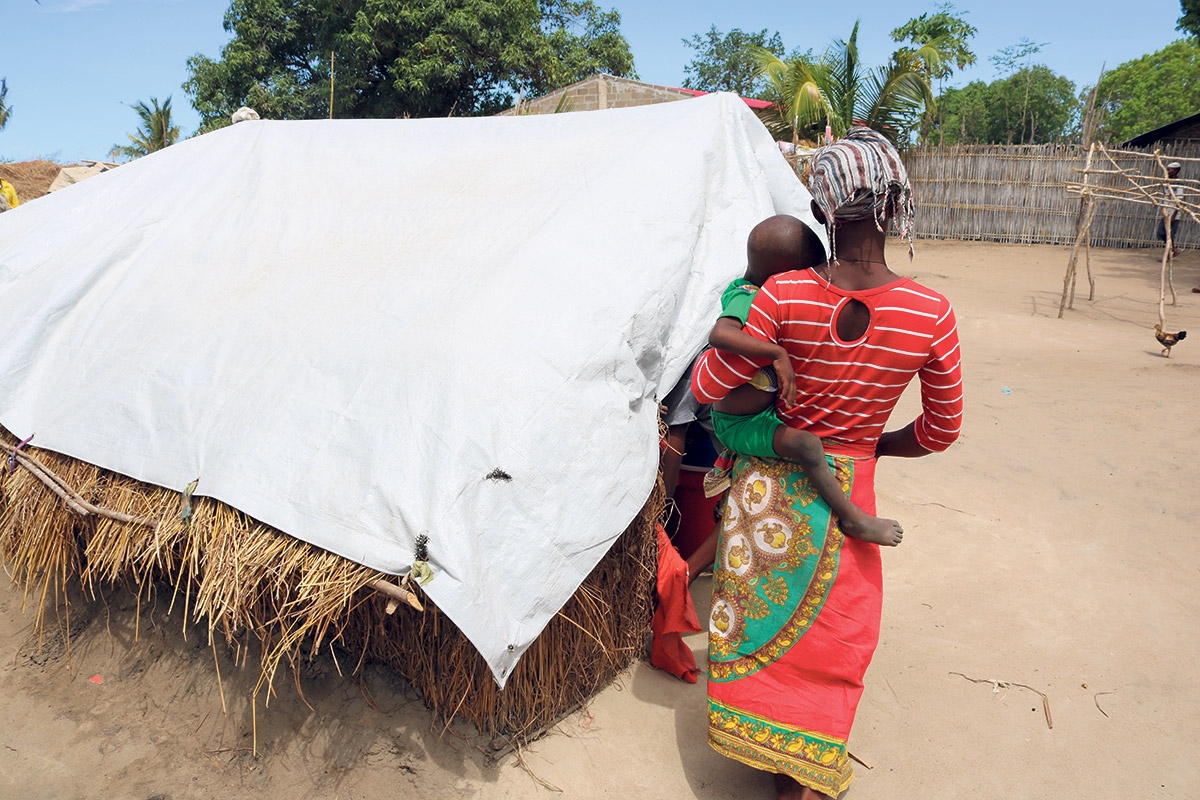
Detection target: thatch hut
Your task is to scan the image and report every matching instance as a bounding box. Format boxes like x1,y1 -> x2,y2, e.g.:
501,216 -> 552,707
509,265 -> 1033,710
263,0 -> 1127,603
0,94 -> 818,745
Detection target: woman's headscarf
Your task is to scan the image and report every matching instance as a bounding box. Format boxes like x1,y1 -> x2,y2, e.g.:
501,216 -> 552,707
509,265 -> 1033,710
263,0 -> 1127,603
809,126 -> 915,261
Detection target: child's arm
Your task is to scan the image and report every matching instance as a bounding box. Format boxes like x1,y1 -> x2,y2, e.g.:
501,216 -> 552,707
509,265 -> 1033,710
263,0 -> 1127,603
708,318 -> 796,406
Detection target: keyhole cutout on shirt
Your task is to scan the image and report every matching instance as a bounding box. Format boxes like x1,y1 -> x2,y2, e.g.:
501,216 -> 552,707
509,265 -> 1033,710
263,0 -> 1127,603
835,298 -> 871,342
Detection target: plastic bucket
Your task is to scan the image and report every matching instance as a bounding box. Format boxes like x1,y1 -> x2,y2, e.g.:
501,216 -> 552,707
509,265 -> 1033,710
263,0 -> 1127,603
672,466 -> 720,560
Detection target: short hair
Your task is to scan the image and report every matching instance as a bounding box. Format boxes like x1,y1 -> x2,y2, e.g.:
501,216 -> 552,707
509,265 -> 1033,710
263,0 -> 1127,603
746,215 -> 824,282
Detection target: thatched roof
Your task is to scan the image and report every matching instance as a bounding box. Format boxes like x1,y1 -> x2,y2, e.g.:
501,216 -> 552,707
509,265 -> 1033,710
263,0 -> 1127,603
0,160 -> 62,202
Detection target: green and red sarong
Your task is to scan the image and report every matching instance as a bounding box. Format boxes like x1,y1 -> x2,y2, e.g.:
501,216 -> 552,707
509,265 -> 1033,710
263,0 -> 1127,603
707,454 -> 883,796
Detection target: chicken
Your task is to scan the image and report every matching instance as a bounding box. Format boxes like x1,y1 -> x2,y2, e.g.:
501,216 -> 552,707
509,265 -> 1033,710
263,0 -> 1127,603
1154,324 -> 1188,357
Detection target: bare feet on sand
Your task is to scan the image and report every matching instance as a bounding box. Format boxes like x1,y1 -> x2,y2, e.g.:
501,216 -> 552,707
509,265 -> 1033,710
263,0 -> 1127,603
839,512 -> 904,546
774,773 -> 833,799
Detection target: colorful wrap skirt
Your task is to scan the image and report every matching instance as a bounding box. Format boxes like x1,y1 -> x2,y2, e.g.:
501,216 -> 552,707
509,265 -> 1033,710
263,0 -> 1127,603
707,454 -> 883,796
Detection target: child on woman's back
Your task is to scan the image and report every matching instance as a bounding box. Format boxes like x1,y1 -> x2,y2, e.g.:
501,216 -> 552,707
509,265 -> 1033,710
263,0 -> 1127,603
705,215 -> 903,547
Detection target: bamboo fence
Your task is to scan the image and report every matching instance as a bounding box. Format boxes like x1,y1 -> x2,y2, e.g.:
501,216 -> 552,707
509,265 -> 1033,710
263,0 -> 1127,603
906,142 -> 1200,249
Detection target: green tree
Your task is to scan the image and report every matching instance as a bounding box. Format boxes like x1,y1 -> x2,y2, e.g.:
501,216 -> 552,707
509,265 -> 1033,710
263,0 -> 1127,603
994,65 -> 1076,144
1087,38 -> 1200,144
1180,0 -> 1200,38
933,80 -> 990,143
935,66 -> 1076,145
681,26 -> 788,98
990,38 -> 1050,144
185,0 -> 635,132
112,97 -> 182,160
0,78 -> 10,131
753,21 -> 937,147
535,1 -> 635,89
890,3 -> 977,80
890,3 -> 977,143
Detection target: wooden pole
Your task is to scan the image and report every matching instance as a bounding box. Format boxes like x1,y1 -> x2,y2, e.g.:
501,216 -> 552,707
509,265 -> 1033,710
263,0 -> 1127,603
1159,208 -> 1170,328
1081,142 -> 1097,301
1069,199 -> 1097,309
1064,198 -> 1096,312
1079,64 -> 1104,149
1154,152 -> 1172,323
1085,235 -> 1094,301
1060,143 -> 1095,318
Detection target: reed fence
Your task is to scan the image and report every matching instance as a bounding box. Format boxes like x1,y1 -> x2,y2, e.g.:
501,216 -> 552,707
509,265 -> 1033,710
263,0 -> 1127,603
906,142 -> 1200,249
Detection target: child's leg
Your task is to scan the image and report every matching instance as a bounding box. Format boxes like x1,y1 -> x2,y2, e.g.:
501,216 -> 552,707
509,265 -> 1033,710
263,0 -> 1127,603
771,427 -> 904,547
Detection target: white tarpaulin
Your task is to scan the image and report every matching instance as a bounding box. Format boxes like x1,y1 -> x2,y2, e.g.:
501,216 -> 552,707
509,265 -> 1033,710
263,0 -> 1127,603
0,93 -> 820,684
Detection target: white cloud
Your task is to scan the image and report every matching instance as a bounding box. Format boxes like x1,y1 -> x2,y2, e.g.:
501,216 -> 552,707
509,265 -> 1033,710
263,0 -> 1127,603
45,0 -> 111,12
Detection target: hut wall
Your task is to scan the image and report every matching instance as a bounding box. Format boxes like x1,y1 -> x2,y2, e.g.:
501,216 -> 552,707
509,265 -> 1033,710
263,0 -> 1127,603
500,74 -> 692,116
906,142 -> 1200,250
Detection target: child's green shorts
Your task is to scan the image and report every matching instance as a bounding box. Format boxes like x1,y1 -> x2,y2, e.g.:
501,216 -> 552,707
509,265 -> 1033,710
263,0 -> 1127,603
710,406 -> 782,459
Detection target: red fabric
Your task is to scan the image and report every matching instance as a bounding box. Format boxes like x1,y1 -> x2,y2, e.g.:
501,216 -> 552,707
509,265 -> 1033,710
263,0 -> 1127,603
650,523 -> 703,683
691,270 -> 963,457
670,87 -> 776,110
707,457 -> 882,739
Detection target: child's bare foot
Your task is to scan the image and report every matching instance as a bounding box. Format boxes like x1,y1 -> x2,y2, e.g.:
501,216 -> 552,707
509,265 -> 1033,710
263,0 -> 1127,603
839,512 -> 903,546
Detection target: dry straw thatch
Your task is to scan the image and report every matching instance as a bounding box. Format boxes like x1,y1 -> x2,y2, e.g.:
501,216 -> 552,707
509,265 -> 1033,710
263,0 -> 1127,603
0,424 -> 661,749
0,160 -> 62,202
905,142 -> 1200,250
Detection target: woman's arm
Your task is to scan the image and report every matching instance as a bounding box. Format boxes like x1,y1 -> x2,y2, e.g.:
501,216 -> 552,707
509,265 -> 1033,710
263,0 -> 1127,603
889,301 -> 963,457
876,422 -> 934,458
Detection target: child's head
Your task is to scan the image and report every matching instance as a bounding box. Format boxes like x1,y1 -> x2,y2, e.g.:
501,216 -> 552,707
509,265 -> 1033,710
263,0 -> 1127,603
745,215 -> 825,286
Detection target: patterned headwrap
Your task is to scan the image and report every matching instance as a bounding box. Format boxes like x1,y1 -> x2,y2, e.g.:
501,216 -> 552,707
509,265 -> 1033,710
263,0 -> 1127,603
809,126 -> 915,261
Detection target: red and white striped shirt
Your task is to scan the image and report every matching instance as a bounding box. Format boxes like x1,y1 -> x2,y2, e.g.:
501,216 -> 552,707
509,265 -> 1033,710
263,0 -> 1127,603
691,270 -> 963,458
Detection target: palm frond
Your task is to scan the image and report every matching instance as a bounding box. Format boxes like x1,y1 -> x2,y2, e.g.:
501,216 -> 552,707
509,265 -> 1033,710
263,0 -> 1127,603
113,96 -> 182,160
752,22 -> 936,147
752,46 -> 831,142
859,63 -> 927,143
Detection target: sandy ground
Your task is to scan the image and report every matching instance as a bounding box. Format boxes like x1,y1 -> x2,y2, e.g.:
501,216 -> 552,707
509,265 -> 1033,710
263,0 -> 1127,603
3,239 -> 1199,800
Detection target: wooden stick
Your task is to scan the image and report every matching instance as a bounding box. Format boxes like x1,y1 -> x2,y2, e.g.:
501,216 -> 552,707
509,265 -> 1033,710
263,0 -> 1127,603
1093,690 -> 1117,718
1101,147 -> 1200,162
949,672 -> 1053,730
368,579 -> 424,612
10,448 -> 157,528
1059,146 -> 1095,318
13,453 -> 92,516
1085,235 -> 1094,301
1070,200 -> 1098,310
1155,152 -> 1172,326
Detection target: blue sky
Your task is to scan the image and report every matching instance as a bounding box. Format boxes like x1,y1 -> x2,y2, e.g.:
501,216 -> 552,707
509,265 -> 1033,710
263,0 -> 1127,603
1,0 -> 1190,163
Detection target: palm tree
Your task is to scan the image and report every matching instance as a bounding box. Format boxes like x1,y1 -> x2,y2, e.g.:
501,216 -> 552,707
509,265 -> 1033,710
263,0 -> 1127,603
0,78 -> 11,131
752,22 -> 939,147
890,4 -> 978,143
112,96 -> 182,160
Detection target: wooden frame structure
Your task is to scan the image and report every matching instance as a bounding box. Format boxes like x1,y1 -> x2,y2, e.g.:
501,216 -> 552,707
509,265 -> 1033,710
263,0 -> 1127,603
1061,145 -> 1200,323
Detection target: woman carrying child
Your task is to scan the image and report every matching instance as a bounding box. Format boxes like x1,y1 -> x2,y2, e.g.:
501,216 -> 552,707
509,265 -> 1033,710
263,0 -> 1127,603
691,127 -> 964,799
